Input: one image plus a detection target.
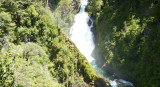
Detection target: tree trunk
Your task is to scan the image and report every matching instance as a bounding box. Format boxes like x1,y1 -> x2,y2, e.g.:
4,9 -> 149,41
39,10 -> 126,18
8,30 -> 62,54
46,0 -> 48,7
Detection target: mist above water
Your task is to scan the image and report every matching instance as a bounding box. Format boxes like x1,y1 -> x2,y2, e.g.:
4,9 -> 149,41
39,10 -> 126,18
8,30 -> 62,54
70,0 -> 133,87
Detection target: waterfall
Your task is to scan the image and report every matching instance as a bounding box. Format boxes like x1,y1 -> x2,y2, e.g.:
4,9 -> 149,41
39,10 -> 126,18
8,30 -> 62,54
70,0 -> 133,87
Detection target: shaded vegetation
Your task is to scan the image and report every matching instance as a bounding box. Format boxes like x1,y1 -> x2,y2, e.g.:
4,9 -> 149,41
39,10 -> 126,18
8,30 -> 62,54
88,0 -> 160,86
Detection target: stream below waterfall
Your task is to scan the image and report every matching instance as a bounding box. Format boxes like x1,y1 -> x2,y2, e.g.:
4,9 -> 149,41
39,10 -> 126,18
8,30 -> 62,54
70,0 -> 133,87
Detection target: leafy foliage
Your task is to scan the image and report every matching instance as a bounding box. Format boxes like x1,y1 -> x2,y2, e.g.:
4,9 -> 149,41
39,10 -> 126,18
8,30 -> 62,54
89,0 -> 160,86
88,0 -> 103,15
51,0 -> 80,35
0,0 -> 104,87
0,46 -> 15,87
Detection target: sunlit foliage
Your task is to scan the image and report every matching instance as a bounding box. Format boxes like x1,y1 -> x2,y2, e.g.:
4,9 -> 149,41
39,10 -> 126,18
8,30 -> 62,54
0,0 -> 101,86
88,0 -> 160,86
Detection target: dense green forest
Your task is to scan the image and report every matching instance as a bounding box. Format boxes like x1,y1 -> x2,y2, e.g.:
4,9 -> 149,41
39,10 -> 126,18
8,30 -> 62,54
88,0 -> 160,87
1,0 -> 160,87
0,0 -> 110,87
50,0 -> 80,34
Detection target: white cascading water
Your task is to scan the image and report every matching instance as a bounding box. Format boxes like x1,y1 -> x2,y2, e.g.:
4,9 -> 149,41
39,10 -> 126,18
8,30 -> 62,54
70,0 -> 133,87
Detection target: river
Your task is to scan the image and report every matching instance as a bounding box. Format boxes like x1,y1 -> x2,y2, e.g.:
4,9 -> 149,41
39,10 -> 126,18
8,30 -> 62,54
69,0 -> 133,87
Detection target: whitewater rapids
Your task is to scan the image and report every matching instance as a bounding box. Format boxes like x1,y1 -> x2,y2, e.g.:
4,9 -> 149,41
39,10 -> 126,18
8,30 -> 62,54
70,0 -> 133,87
